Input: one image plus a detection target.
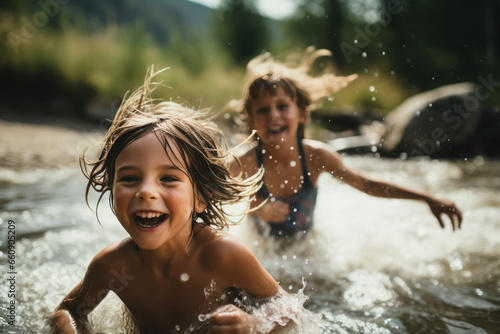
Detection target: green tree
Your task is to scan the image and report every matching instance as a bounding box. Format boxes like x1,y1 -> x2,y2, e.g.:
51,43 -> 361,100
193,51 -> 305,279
212,0 -> 269,64
282,0 -> 348,70
377,0 -> 499,91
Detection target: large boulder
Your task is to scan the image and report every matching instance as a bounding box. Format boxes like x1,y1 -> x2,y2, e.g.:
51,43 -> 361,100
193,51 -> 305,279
380,82 -> 492,158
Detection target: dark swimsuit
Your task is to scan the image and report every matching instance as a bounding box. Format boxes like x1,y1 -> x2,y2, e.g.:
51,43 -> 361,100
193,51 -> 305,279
252,139 -> 318,239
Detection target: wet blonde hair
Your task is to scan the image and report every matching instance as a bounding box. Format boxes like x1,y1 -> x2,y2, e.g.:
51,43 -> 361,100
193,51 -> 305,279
81,67 -> 261,230
236,46 -> 358,139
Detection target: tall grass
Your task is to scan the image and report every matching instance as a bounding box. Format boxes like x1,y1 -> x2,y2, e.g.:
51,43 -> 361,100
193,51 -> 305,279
0,11 -> 412,121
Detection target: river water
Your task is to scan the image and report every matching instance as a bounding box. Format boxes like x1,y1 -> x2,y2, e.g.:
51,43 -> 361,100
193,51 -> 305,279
1,155 -> 499,333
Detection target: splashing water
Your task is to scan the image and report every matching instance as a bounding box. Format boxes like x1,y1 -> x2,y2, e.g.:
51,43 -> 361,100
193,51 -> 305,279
1,156 -> 499,333
199,280 -> 322,333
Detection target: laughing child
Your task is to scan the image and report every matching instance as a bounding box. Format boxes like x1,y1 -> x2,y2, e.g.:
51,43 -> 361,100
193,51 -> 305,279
46,68 -> 298,333
229,47 -> 462,240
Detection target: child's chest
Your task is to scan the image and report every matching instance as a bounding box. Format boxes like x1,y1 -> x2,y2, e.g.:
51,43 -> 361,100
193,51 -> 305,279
262,160 -> 311,198
116,271 -> 214,331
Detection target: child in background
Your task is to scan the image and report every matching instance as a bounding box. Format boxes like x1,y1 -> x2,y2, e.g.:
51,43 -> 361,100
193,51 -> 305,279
46,68 -> 294,333
230,47 -> 462,240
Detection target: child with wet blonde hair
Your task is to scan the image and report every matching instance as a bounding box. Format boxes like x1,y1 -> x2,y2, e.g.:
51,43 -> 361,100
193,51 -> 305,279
230,47 -> 462,240
46,68 -> 297,333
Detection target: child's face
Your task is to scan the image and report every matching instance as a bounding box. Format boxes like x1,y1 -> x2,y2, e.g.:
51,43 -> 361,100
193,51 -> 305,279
112,131 -> 206,250
250,86 -> 305,146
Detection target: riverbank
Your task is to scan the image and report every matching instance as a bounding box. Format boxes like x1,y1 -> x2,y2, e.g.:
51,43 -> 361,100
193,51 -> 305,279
0,118 -> 103,171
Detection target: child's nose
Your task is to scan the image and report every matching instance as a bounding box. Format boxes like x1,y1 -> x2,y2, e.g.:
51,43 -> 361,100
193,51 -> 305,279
269,106 -> 280,119
135,181 -> 159,200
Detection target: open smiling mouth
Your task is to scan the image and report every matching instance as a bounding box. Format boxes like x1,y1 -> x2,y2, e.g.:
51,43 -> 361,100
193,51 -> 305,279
267,126 -> 286,135
134,212 -> 168,228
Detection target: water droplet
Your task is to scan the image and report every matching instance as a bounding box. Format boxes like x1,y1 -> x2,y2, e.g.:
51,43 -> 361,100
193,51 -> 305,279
180,273 -> 189,282
290,161 -> 297,167
369,86 -> 375,92
362,52 -> 367,58
282,255 -> 288,260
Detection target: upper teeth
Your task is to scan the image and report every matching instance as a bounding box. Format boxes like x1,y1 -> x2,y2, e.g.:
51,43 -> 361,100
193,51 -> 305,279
137,212 -> 162,218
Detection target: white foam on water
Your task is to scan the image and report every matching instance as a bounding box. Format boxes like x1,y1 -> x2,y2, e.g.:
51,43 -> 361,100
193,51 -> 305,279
1,157 -> 499,332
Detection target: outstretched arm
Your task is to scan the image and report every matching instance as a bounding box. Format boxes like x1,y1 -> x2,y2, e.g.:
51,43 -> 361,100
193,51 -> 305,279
349,173 -> 461,230
316,144 -> 462,230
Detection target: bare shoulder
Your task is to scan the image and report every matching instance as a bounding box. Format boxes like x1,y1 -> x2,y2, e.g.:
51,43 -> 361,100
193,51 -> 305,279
302,139 -> 346,174
195,228 -> 278,296
88,238 -> 137,280
196,228 -> 251,266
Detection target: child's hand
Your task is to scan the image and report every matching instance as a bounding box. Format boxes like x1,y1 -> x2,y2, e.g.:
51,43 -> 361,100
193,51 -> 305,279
209,304 -> 252,334
426,197 -> 462,231
257,200 -> 290,223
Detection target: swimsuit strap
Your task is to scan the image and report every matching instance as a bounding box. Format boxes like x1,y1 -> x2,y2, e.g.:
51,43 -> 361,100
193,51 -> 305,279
296,138 -> 314,190
255,138 -> 313,198
255,140 -> 270,198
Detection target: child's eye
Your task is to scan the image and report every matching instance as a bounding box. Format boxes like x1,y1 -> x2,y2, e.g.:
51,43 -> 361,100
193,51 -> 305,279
256,107 -> 269,114
278,104 -> 288,111
118,176 -> 138,183
160,176 -> 178,182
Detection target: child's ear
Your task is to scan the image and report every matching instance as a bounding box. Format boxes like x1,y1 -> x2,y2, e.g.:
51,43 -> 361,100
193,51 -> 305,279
195,193 -> 207,213
299,110 -> 307,123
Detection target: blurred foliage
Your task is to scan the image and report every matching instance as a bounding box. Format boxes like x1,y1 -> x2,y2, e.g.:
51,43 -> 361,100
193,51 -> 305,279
0,0 -> 498,124
212,0 -> 269,65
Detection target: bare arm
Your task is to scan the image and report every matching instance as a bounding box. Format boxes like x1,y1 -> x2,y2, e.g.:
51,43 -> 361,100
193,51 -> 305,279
46,252 -> 111,333
206,235 -> 281,333
213,235 -> 279,296
314,143 -> 462,230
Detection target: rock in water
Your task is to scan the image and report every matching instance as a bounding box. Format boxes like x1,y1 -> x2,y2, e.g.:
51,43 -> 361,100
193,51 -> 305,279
380,82 -> 484,158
